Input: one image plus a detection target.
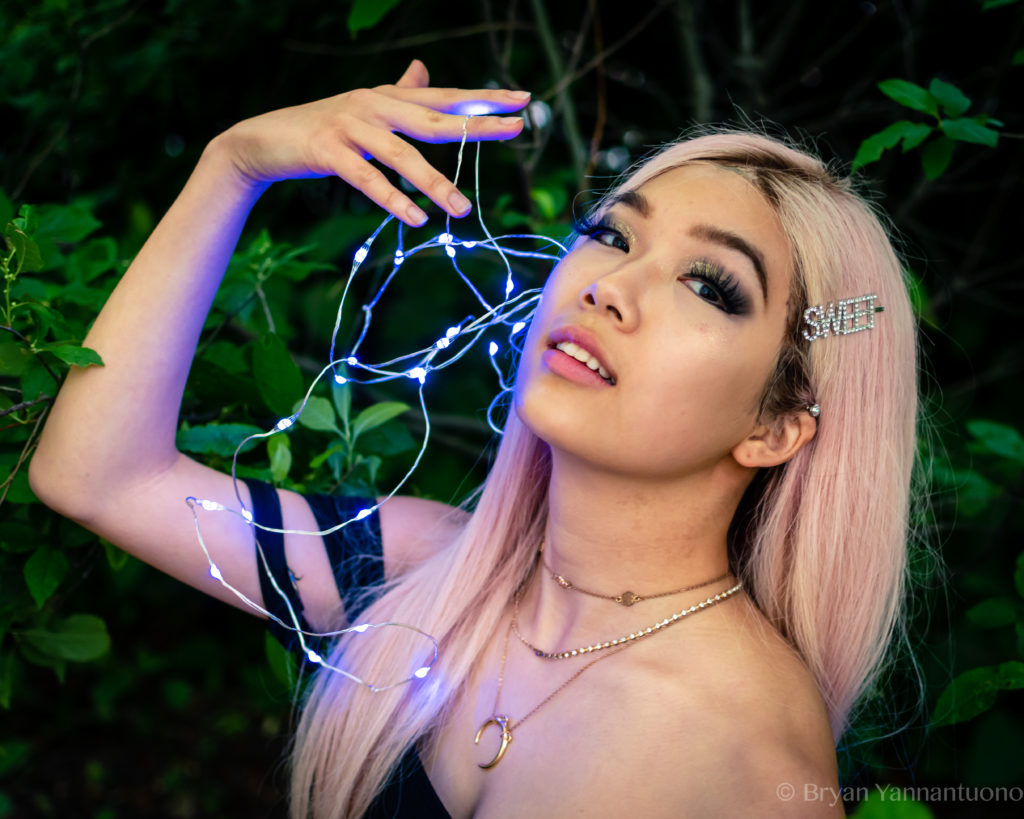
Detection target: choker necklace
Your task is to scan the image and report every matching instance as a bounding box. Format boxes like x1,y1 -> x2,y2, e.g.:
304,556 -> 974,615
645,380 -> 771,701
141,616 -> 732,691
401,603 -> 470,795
474,579 -> 743,768
512,581 -> 743,659
541,549 -> 731,607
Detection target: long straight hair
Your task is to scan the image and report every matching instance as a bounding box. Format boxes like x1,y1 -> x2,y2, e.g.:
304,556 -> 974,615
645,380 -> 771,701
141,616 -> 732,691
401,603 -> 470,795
289,131 -> 921,818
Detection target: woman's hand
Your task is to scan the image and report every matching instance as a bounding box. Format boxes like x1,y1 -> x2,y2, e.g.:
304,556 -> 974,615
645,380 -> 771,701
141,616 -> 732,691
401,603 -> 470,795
215,59 -> 529,226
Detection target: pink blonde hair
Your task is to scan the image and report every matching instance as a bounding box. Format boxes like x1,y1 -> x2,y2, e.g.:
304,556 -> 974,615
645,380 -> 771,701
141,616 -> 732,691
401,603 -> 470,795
289,131 -> 921,817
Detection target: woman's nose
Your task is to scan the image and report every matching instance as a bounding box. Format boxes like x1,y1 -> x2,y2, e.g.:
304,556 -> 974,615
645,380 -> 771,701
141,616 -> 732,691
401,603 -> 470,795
579,267 -> 641,331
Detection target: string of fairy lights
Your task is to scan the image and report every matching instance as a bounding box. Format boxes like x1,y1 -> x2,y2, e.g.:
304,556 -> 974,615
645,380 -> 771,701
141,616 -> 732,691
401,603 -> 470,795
185,116 -> 566,691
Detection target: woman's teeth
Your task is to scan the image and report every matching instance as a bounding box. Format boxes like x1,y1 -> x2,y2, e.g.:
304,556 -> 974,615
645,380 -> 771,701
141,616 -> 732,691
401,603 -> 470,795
555,341 -> 613,382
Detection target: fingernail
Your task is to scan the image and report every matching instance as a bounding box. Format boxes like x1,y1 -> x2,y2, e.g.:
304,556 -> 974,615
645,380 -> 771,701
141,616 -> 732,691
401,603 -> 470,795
406,204 -> 428,225
448,191 -> 471,214
500,117 -> 523,127
506,90 -> 531,100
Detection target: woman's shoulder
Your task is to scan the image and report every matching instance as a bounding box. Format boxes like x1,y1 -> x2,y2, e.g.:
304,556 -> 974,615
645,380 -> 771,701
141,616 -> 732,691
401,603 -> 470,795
659,596 -> 843,814
378,495 -> 469,576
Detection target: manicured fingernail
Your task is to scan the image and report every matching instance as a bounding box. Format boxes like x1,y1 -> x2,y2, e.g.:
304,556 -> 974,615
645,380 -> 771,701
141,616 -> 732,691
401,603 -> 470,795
449,191 -> 471,214
406,204 -> 428,225
506,90 -> 531,100
500,117 -> 523,126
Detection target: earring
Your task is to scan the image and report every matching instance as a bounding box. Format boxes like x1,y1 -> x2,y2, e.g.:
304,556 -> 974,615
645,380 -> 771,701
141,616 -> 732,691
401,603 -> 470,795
806,404 -> 821,418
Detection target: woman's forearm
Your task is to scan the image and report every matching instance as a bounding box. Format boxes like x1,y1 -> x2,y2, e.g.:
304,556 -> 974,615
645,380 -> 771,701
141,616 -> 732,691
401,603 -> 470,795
31,136 -> 266,510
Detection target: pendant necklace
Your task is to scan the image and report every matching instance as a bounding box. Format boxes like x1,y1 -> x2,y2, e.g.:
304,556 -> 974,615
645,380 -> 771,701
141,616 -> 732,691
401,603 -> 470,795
473,579 -> 743,769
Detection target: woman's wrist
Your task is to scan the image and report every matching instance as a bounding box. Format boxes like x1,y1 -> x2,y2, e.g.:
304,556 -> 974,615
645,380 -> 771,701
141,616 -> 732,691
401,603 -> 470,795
198,130 -> 274,205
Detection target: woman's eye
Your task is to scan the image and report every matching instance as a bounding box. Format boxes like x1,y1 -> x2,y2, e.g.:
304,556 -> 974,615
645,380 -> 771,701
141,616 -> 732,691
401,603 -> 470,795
591,227 -> 629,252
683,278 -> 724,306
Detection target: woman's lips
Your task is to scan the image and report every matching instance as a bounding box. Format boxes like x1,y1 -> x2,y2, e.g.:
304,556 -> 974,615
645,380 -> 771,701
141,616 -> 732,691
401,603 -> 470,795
542,347 -> 615,387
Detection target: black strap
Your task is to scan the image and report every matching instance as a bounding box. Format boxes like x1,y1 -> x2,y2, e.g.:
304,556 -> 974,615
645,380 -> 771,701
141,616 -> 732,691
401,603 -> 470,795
242,477 -> 311,651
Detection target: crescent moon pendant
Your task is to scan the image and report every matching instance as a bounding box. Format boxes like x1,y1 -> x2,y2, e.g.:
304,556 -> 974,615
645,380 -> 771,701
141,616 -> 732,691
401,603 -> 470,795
474,715 -> 513,769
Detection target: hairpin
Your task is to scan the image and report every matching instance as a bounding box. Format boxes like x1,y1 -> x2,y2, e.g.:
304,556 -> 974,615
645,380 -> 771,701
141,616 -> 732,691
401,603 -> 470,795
802,293 -> 883,342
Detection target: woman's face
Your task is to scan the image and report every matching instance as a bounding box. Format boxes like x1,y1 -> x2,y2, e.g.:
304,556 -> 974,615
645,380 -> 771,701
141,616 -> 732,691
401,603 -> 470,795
514,163 -> 795,479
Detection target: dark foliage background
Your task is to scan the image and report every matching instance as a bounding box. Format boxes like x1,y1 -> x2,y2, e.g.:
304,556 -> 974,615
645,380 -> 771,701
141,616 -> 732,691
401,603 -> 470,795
2,0 -> 1023,816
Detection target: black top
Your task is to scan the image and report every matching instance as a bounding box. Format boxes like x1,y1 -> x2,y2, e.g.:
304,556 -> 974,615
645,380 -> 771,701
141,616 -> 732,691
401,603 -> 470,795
241,479 -> 451,819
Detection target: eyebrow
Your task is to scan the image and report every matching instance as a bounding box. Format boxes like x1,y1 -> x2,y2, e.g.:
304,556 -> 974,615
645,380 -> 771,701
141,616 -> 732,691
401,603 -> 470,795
607,189 -> 769,303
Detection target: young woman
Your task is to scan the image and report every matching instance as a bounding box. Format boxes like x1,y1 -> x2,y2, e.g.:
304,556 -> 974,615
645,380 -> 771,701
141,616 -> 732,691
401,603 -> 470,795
31,59 -> 918,817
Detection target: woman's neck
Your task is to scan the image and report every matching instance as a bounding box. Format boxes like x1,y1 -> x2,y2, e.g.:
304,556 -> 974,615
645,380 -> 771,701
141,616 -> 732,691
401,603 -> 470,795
520,448 -> 748,645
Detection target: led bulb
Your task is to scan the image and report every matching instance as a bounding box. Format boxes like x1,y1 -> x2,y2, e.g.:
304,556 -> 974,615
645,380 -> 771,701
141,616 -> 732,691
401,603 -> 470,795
209,564 -> 223,581
488,342 -> 499,356
414,666 -> 430,679
306,649 -> 323,665
445,245 -> 456,258
438,232 -> 453,244
355,508 -> 372,521
276,417 -> 294,431
352,624 -> 369,633
353,246 -> 369,263
446,326 -> 461,338
463,240 -> 477,249
393,249 -> 405,266
346,356 -> 358,366
511,321 -> 526,335
200,499 -> 222,512
241,509 -> 253,523
505,277 -> 515,296
407,367 -> 427,384
334,374 -> 348,385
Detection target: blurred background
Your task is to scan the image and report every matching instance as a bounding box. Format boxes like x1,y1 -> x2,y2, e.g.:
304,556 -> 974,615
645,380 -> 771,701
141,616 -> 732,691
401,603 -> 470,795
1,0 -> 1023,816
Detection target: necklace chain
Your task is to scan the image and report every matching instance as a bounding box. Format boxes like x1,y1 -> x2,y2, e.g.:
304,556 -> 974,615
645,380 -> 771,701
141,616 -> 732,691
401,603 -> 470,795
474,578 -> 744,769
512,582 -> 744,659
543,556 -> 731,607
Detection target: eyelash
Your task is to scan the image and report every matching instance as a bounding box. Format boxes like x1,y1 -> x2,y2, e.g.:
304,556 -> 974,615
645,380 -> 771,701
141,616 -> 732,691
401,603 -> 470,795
573,216 -> 750,316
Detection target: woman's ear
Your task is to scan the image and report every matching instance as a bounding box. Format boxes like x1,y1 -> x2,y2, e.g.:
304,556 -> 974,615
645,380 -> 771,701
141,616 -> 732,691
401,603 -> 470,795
731,412 -> 817,469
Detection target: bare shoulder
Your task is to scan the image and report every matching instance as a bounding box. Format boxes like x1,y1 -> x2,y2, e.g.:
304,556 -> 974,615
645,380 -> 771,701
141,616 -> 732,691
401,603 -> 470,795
378,495 -> 468,577
661,598 -> 843,815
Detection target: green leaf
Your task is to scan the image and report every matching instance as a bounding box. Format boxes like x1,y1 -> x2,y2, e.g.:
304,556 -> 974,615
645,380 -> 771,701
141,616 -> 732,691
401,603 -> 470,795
940,117 -> 999,147
3,224 -> 44,275
19,614 -> 110,663
0,341 -> 30,377
982,0 -> 1019,9
46,344 -> 104,369
932,661 -> 1024,726
252,334 -> 304,417
920,136 -> 955,180
0,741 -> 29,777
966,597 -> 1019,628
0,189 -> 13,229
347,0 -> 402,37
23,546 -> 69,609
1014,48 -> 1024,66
265,631 -> 297,688
268,434 -> 292,483
359,420 -> 416,456
175,422 -> 263,457
309,441 -> 347,470
297,396 -> 338,433
20,356 -> 54,402
850,787 -> 934,818
67,237 -> 118,283
0,651 -> 14,709
103,539 -> 129,571
0,522 -> 38,554
852,121 -> 933,170
929,78 -> 971,117
332,374 -> 352,427
966,419 -> 1024,463
877,79 -> 938,117
351,401 -> 409,441
34,202 -> 101,244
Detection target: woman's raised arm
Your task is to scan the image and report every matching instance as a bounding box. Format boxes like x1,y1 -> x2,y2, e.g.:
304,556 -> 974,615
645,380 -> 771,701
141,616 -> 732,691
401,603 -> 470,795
29,60 -> 527,623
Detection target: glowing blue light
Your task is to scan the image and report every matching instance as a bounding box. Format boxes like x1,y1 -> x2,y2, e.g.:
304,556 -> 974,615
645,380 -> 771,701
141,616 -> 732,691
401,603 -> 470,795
463,240 -> 477,249
511,321 -> 527,335
334,374 -> 348,385
200,498 -> 221,512
488,341 -> 499,357
241,509 -> 253,523
355,508 -> 372,521
353,245 -> 369,263
352,624 -> 369,633
346,356 -> 358,366
505,277 -> 515,296
408,367 -> 427,384
435,337 -> 450,350
414,666 -> 430,679
209,564 -> 223,581
306,649 -> 323,665
393,249 -> 405,266
446,326 -> 461,338
445,245 -> 456,258
438,233 -> 453,244
275,417 -> 294,431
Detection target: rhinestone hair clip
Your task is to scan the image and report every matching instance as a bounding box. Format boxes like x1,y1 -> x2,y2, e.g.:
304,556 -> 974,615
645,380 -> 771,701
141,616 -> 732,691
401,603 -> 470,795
802,293 -> 883,342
